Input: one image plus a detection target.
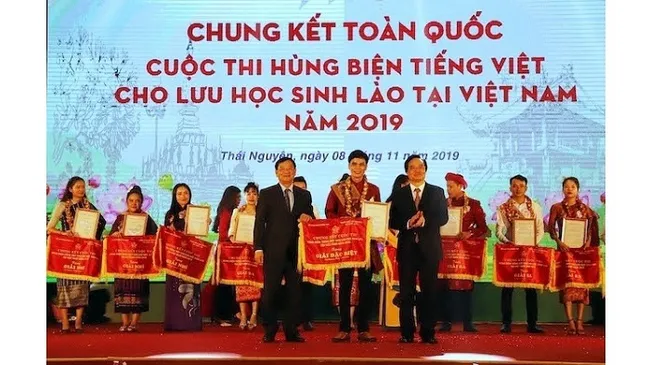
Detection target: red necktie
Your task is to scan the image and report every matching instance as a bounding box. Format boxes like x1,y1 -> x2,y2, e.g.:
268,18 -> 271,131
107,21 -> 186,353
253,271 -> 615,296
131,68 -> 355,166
414,188 -> 421,243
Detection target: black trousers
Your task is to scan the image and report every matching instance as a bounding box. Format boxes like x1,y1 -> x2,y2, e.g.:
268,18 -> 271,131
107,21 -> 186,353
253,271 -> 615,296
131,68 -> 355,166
399,255 -> 438,339
214,284 -> 236,321
300,281 -> 314,324
337,268 -> 373,332
501,288 -> 538,326
436,284 -> 474,325
261,257 -> 301,338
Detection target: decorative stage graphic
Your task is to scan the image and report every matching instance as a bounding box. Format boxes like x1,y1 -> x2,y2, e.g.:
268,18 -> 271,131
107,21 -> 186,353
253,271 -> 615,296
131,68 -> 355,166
46,0 -> 605,282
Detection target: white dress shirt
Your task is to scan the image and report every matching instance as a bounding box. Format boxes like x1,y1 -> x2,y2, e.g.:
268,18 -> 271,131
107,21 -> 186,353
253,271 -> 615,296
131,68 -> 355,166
407,182 -> 426,229
495,199 -> 544,244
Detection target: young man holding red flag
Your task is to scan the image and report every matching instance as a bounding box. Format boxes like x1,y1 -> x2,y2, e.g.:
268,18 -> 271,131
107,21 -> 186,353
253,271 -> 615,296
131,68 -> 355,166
325,150 -> 381,343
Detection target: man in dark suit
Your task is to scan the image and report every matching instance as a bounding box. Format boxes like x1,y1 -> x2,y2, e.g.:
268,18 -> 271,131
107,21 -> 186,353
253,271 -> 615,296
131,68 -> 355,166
388,154 -> 448,344
254,157 -> 315,343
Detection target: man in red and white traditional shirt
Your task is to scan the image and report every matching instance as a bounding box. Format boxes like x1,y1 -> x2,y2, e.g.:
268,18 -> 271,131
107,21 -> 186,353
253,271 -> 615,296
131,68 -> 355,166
325,150 -> 381,343
495,174 -> 544,334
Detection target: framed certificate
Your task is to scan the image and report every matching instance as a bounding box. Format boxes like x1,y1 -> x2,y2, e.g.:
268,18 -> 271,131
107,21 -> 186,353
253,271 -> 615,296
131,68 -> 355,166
123,213 -> 148,237
440,207 -> 463,237
562,218 -> 587,248
361,201 -> 391,240
512,218 -> 536,246
185,205 -> 211,236
72,208 -> 100,239
234,213 -> 256,244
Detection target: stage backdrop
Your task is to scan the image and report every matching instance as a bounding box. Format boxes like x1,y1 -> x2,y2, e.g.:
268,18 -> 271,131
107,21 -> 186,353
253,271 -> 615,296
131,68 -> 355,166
46,0 -> 605,282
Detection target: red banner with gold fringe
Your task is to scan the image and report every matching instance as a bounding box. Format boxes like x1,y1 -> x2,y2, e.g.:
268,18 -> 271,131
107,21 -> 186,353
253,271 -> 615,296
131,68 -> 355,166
298,218 -> 370,271
157,227 -> 214,284
215,243 -> 264,288
438,238 -> 487,280
493,244 -> 554,290
102,236 -> 160,279
302,269 -> 329,286
550,247 -> 602,291
47,233 -> 102,281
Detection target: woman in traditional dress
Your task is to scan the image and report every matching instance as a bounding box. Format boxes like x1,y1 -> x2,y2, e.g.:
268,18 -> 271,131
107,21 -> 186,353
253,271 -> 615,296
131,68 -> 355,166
163,183 -> 203,331
228,182 -> 262,330
547,177 -> 600,335
437,173 -> 489,332
108,185 -> 158,332
47,176 -> 106,333
208,186 -> 241,326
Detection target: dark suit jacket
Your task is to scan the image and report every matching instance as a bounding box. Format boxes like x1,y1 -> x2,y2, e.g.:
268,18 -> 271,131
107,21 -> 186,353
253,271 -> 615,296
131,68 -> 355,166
253,184 -> 315,261
389,183 -> 449,263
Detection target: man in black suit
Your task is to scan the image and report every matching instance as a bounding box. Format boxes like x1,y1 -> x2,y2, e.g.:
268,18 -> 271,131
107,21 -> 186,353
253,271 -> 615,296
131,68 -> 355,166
254,157 -> 315,343
388,155 -> 448,344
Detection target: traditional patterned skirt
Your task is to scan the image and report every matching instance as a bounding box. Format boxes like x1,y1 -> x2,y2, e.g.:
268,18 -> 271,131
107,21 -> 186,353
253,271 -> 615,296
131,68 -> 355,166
114,278 -> 150,313
235,285 -> 262,303
560,288 -> 590,304
332,274 -> 359,307
56,279 -> 89,308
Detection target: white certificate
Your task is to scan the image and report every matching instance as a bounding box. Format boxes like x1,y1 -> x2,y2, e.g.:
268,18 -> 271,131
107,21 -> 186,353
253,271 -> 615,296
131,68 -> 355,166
513,219 -> 536,246
361,201 -> 390,240
185,205 -> 211,236
234,213 -> 256,244
562,218 -> 587,248
123,213 -> 148,237
440,207 -> 463,237
72,208 -> 100,239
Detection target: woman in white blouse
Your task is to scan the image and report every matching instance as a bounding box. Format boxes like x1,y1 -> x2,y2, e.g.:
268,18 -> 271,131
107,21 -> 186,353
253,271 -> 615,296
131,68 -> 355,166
228,182 -> 262,330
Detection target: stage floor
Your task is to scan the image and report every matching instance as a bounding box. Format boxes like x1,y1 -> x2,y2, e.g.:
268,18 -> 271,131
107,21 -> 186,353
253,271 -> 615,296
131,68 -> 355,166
46,322 -> 605,364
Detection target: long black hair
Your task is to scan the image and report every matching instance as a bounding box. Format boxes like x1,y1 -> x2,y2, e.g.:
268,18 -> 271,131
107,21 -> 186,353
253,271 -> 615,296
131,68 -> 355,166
214,186 -> 241,233
166,183 -> 192,223
387,174 -> 409,202
61,176 -> 86,202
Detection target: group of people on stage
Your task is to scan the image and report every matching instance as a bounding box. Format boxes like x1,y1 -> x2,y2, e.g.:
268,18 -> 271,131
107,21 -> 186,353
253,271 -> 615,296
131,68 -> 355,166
46,150 -> 604,343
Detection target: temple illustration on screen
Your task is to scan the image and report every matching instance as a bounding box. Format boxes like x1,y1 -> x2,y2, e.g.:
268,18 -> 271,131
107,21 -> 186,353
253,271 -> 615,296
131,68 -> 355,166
456,65 -> 605,201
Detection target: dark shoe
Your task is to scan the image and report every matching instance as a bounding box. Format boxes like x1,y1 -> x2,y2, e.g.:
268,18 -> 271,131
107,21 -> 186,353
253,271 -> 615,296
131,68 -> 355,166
286,335 -> 305,343
262,334 -> 275,343
358,332 -> 377,343
463,323 -> 478,333
398,336 -> 414,343
527,325 -> 544,334
303,321 -> 314,331
439,322 -> 452,332
500,324 -> 512,333
421,337 -> 438,344
332,331 -> 351,343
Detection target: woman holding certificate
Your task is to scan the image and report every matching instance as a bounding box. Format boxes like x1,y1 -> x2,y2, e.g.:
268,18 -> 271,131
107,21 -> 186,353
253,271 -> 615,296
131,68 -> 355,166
108,186 -> 158,332
47,176 -> 107,333
228,182 -> 262,330
163,183 -> 202,331
547,177 -> 600,335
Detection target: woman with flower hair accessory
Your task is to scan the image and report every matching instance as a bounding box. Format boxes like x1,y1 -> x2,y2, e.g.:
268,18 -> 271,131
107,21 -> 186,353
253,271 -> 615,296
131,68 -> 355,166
547,177 -> 600,335
47,176 -> 107,333
108,185 -> 158,332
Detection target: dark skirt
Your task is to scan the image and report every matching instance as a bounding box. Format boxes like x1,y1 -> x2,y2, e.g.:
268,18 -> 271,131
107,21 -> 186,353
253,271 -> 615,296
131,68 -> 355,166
164,276 -> 202,331
56,279 -> 89,308
114,278 -> 150,313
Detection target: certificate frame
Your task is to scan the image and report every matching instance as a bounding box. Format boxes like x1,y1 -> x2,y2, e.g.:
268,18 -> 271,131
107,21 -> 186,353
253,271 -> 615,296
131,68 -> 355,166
234,213 -> 256,244
72,208 -> 100,240
440,207 -> 464,238
512,218 -> 536,246
561,218 -> 588,248
122,213 -> 148,237
184,205 -> 211,237
361,201 -> 391,241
